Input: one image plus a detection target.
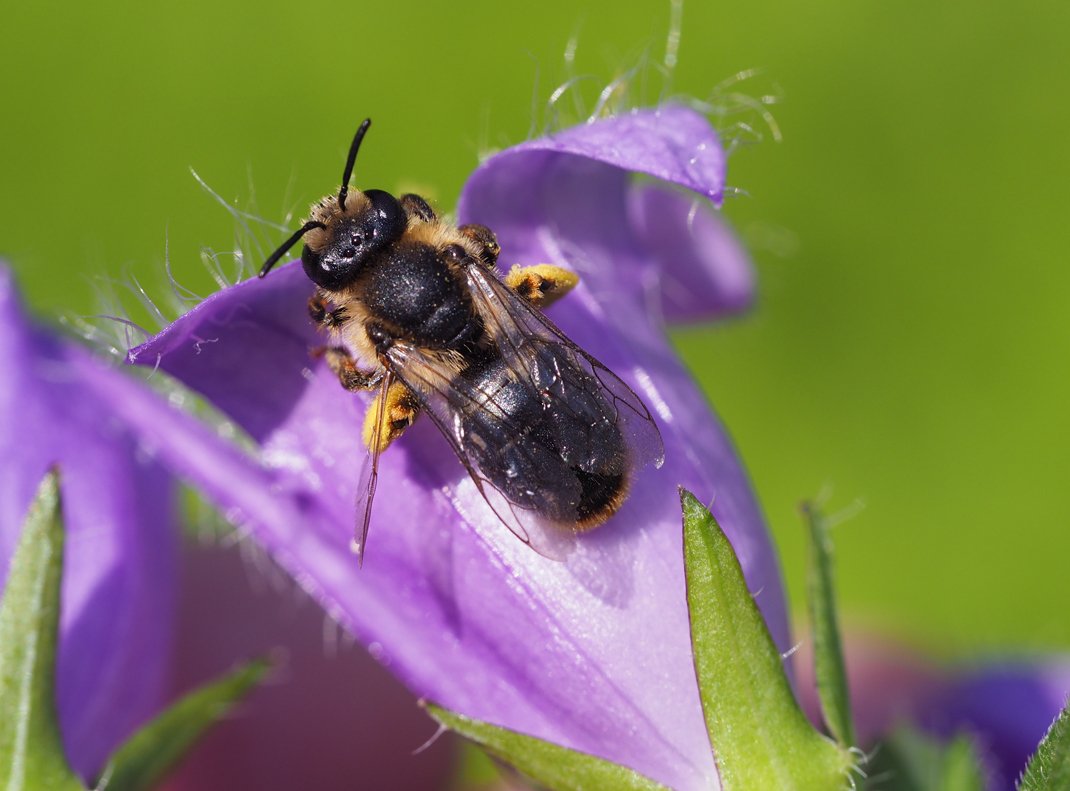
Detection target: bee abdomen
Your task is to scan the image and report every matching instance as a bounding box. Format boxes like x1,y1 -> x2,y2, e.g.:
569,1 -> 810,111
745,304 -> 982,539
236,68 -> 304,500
572,468 -> 628,528
459,348 -> 629,529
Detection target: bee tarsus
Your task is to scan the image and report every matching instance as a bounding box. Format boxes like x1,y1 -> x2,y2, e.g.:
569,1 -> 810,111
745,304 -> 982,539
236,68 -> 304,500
457,223 -> 501,267
320,346 -> 384,392
307,294 -> 348,328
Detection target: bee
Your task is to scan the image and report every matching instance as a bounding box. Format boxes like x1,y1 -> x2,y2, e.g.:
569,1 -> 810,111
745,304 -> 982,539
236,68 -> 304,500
259,119 -> 664,562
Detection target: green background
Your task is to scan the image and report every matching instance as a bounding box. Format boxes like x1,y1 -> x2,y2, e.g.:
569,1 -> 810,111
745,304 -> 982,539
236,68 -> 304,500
3,1 -> 1068,655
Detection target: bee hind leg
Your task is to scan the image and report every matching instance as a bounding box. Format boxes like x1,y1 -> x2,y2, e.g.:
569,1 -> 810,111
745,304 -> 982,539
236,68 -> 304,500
505,264 -> 579,308
313,344 -> 419,450
362,379 -> 421,452
456,221 -> 577,306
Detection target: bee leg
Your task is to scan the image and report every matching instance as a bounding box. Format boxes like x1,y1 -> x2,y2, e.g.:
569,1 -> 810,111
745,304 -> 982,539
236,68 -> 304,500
314,346 -> 384,391
458,223 -> 501,268
400,193 -> 436,222
362,379 -> 421,452
505,264 -> 580,309
308,294 -> 348,329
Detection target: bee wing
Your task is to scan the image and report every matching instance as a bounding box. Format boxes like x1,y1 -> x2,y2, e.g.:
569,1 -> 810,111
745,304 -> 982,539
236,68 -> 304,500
382,341 -> 577,559
464,261 -> 665,471
352,369 -> 394,566
379,259 -> 663,560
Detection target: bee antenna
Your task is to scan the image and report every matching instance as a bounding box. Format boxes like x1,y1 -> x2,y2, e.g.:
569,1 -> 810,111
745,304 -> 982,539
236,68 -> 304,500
338,118 -> 373,211
258,220 -> 326,278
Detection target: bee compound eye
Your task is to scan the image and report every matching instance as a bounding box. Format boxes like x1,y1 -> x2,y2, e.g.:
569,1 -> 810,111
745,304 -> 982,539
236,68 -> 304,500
301,244 -> 321,271
364,189 -> 406,244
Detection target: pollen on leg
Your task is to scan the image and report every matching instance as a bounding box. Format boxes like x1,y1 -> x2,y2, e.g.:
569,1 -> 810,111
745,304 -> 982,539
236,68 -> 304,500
362,381 -> 421,452
505,264 -> 580,308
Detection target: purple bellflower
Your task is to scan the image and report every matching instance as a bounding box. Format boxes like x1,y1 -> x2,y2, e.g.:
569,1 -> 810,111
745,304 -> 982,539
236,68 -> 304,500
798,634 -> 1070,790
128,105 -> 785,790
0,264 -> 178,780
0,277 -> 453,790
920,661 -> 1070,789
161,540 -> 456,791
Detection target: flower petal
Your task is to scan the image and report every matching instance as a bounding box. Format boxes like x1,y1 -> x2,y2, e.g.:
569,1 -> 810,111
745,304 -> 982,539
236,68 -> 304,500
0,265 -> 177,779
797,634 -> 1070,791
128,109 -> 786,790
921,662 -> 1070,790
161,540 -> 456,791
458,105 -> 753,323
630,183 -> 755,321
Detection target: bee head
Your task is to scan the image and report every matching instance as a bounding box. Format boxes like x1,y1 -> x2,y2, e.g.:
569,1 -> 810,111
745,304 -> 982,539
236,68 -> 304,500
259,119 -> 404,289
299,188 -> 405,290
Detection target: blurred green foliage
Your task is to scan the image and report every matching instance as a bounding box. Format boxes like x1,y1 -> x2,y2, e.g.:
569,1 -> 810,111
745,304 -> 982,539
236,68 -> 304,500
3,0 -> 1068,653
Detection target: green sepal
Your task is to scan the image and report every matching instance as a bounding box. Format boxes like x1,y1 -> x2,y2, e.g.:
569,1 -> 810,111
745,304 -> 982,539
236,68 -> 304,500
0,470 -> 83,791
938,735 -> 986,791
867,727 -> 985,791
93,658 -> 270,791
425,704 -> 668,791
1019,698 -> 1070,791
680,489 -> 854,790
802,503 -> 855,747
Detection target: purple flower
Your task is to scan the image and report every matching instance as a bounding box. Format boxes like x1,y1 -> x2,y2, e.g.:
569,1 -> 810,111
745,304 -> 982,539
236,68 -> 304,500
920,661 -> 1070,789
0,264 -> 178,780
161,540 -> 456,791
128,105 -> 785,790
797,634 -> 1070,791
